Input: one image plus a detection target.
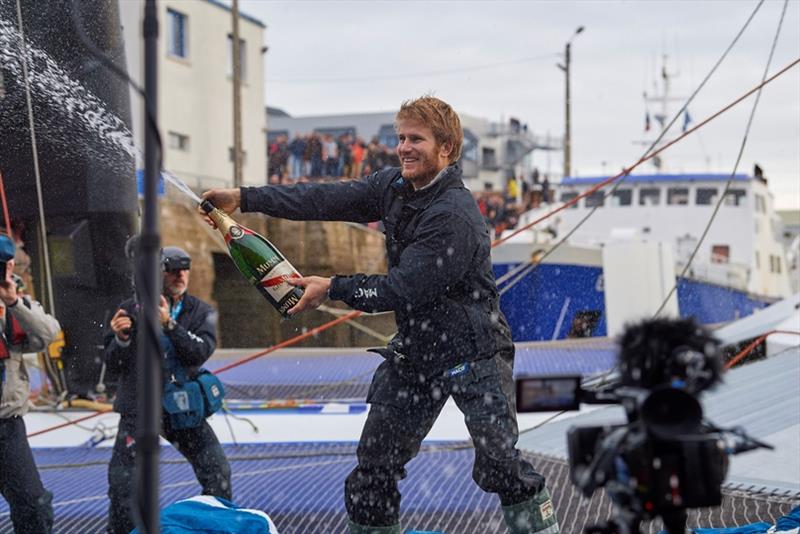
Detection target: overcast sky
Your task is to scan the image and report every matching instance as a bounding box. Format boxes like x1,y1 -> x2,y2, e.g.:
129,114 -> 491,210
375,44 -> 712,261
236,0 -> 799,210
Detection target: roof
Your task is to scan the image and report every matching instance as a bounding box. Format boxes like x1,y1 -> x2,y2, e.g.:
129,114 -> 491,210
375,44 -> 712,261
561,173 -> 750,186
204,0 -> 266,28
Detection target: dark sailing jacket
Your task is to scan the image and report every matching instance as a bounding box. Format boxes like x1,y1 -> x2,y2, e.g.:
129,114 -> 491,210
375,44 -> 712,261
241,165 -> 514,377
104,293 -> 217,415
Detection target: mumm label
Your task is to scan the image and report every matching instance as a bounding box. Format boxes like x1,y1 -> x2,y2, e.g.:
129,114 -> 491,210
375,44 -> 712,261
255,255 -> 282,276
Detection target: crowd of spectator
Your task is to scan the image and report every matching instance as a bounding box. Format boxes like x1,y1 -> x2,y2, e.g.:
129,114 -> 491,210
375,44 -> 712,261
267,134 -> 554,238
268,132 -> 400,184
475,170 -> 553,237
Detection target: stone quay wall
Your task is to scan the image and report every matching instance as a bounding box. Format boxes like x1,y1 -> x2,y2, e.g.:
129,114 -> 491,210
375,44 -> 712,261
160,198 -> 393,349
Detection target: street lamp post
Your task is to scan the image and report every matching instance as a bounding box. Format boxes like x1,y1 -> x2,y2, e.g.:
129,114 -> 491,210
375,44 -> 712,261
558,26 -> 584,180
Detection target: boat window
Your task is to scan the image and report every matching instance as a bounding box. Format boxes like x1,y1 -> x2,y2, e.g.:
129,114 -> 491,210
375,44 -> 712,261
560,192 -> 579,209
755,194 -> 767,213
639,188 -> 661,206
711,245 -> 730,264
667,187 -> 689,205
723,189 -> 746,206
696,188 -> 718,205
585,191 -> 605,208
771,255 -> 782,273
610,189 -> 632,206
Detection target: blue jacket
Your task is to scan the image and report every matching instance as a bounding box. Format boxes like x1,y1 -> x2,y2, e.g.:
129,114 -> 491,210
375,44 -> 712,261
241,165 -> 513,376
104,293 -> 217,415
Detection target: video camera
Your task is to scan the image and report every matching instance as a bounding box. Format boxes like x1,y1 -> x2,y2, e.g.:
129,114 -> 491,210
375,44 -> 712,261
515,318 -> 772,534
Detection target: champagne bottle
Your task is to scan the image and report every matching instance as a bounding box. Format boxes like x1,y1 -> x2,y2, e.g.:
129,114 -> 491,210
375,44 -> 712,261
201,200 -> 303,318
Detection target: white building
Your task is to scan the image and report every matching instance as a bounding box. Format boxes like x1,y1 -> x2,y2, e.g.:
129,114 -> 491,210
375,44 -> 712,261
267,108 -> 562,192
120,0 -> 267,191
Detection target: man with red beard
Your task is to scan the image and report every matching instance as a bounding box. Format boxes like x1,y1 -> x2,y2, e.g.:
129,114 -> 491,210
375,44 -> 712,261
202,96 -> 559,534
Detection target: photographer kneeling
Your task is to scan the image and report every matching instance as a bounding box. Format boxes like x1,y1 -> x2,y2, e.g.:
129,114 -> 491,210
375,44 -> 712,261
104,246 -> 231,534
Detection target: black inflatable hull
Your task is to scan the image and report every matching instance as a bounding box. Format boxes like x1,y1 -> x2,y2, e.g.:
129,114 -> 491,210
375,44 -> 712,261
0,0 -> 138,395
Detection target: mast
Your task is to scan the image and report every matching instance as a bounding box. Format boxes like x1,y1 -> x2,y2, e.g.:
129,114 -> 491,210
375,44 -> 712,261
642,55 -> 683,171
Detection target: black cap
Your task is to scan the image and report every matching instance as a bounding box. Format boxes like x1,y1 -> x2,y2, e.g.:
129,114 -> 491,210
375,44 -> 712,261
161,246 -> 191,271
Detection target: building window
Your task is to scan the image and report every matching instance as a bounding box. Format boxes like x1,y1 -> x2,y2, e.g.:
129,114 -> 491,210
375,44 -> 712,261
377,124 -> 398,148
482,147 -> 497,168
168,132 -> 190,151
229,147 -> 247,165
711,245 -> 730,264
315,126 -> 356,140
461,129 -> 479,163
667,187 -> 689,205
560,192 -> 579,209
775,255 -> 781,273
585,191 -> 605,208
227,35 -> 247,81
639,187 -> 661,206
167,9 -> 188,59
610,189 -> 632,206
696,187 -> 718,205
724,189 -> 746,206
755,251 -> 760,270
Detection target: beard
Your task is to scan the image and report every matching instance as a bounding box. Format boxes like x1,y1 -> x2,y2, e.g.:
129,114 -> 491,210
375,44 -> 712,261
401,149 -> 443,187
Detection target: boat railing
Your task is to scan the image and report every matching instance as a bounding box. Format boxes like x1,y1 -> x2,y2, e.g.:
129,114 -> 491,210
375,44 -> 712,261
676,259 -> 750,290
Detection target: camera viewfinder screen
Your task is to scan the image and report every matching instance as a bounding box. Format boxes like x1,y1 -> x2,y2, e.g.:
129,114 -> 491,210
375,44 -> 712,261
516,376 -> 581,413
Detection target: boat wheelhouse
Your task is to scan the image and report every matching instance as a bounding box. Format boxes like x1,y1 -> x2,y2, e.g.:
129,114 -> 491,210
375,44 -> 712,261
493,173 -> 792,342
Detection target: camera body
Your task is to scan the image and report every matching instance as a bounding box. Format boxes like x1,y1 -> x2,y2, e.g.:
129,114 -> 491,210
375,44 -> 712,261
565,387 -> 727,515
515,318 -> 764,534
119,299 -> 141,337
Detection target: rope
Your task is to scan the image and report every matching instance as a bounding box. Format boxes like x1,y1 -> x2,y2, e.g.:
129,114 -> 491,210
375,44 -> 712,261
0,170 -> 11,235
14,0 -> 55,316
26,36 -> 800,442
497,55 -> 799,298
210,310 -> 363,375
27,410 -> 111,439
492,55 -> 799,251
653,0 -> 791,318
317,304 -> 392,344
724,330 -> 800,370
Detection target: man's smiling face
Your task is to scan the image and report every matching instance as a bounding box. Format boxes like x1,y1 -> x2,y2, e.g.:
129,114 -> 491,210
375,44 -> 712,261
395,119 -> 452,189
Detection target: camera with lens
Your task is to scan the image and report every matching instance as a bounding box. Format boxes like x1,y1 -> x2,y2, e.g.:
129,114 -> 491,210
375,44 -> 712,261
515,318 -> 772,534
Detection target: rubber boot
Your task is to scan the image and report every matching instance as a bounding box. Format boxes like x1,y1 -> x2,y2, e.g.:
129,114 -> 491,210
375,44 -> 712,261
502,486 -> 560,534
347,520 -> 402,534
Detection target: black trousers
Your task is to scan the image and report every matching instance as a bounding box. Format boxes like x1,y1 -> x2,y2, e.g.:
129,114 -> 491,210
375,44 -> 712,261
107,414 -> 232,534
0,417 -> 53,534
345,351 -> 545,527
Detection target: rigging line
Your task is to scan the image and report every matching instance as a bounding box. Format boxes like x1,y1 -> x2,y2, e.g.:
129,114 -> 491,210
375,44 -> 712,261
267,53 -> 561,84
653,0 -> 790,319
15,0 -> 55,316
493,0 -> 768,251
497,56 -> 800,298
28,6 -> 791,441
23,41 -> 798,436
26,410 -> 108,438
210,310 -> 363,375
317,303 -> 392,343
725,329 -> 800,370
